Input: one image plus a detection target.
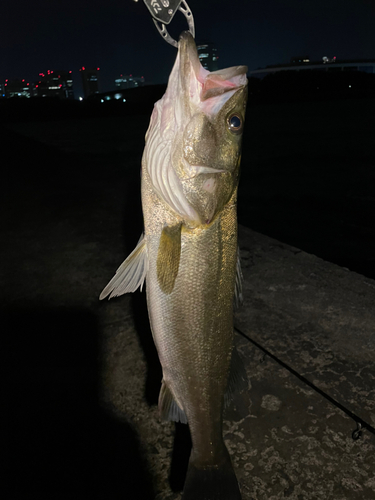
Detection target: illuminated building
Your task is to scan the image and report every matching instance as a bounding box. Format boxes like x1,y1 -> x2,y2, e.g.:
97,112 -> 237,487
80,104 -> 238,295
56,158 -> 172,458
4,79 -> 32,98
115,75 -> 145,89
36,70 -> 74,99
196,42 -> 218,72
80,67 -> 100,98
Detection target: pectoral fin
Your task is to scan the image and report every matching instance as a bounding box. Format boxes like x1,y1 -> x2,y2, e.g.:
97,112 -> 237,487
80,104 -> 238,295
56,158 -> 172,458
99,234 -> 148,300
157,223 -> 182,294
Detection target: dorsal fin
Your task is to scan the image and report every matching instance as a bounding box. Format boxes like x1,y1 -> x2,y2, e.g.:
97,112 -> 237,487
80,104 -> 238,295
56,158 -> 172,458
224,346 -> 248,408
99,234 -> 148,300
234,246 -> 243,309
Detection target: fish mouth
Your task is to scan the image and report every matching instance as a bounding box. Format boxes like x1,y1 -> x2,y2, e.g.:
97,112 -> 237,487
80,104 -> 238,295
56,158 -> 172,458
178,31 -> 248,101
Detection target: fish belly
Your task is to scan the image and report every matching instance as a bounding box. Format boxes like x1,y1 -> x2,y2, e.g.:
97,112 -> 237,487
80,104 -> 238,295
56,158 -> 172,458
142,167 -> 237,466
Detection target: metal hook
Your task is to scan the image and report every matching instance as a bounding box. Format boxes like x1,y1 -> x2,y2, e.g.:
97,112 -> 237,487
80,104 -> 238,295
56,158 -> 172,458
138,0 -> 195,47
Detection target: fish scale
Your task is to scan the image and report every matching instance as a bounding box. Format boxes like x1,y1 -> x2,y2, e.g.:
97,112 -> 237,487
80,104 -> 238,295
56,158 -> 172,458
143,162 -> 238,463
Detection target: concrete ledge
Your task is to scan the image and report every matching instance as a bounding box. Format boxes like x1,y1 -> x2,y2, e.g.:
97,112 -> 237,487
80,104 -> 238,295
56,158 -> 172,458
236,224 -> 375,427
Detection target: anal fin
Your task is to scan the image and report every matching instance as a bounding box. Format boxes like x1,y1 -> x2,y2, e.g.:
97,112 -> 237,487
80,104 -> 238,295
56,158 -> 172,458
159,380 -> 188,424
99,233 -> 148,300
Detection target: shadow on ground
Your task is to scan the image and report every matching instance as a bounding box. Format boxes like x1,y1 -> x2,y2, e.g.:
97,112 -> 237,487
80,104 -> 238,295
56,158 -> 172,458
4,306 -> 155,499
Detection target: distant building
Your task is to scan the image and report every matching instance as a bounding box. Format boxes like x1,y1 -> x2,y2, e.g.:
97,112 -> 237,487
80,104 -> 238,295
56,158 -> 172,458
249,58 -> 375,78
291,56 -> 310,64
4,79 -> 32,98
80,67 -> 100,98
35,70 -> 74,99
115,75 -> 145,89
196,42 -> 218,72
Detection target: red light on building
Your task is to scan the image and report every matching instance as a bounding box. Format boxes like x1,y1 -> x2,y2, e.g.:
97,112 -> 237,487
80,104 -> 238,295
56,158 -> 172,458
69,70 -> 72,73
59,84 -> 62,88
36,85 -> 38,88
27,83 -> 29,86
82,66 -> 85,71
5,83 -> 7,86
97,67 -> 100,71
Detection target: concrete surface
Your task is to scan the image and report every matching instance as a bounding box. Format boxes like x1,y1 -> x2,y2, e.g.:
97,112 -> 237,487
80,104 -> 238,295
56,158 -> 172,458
2,114 -> 375,499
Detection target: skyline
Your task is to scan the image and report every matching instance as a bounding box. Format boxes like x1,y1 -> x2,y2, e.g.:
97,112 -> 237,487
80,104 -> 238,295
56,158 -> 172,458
2,0 -> 375,94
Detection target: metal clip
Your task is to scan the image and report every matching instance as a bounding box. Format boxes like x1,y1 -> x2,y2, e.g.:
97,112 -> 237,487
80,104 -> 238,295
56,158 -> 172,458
142,0 -> 195,47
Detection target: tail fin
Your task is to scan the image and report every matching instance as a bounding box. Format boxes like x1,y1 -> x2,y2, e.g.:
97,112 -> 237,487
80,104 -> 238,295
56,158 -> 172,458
183,451 -> 242,500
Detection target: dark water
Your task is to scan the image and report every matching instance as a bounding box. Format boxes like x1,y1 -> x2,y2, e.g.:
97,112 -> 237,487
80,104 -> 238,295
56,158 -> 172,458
238,98 -> 375,279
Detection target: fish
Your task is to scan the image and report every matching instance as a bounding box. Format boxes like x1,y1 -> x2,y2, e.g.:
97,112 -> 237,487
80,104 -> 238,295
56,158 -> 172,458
100,31 -> 248,500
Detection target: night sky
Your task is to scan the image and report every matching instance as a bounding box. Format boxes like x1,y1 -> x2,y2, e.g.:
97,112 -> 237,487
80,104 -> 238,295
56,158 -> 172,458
2,0 -> 375,96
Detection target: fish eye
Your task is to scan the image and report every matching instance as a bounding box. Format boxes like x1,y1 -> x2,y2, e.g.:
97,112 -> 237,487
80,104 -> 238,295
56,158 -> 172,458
227,114 -> 242,134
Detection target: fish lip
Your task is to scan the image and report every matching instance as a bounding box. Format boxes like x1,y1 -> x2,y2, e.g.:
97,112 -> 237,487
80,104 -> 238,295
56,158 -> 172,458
178,31 -> 248,87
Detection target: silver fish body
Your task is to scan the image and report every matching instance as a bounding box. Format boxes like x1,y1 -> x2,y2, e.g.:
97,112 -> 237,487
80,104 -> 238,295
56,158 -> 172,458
101,31 -> 248,500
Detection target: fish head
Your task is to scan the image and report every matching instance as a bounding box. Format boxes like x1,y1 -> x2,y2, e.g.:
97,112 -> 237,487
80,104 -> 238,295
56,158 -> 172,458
144,31 -> 248,226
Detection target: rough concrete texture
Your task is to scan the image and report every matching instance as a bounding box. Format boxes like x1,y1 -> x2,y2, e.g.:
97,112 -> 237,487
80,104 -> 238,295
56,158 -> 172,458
236,226 -> 375,428
3,117 -> 375,499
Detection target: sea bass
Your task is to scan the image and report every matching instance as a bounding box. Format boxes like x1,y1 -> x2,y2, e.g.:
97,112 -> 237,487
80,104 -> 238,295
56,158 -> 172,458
100,31 -> 248,500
